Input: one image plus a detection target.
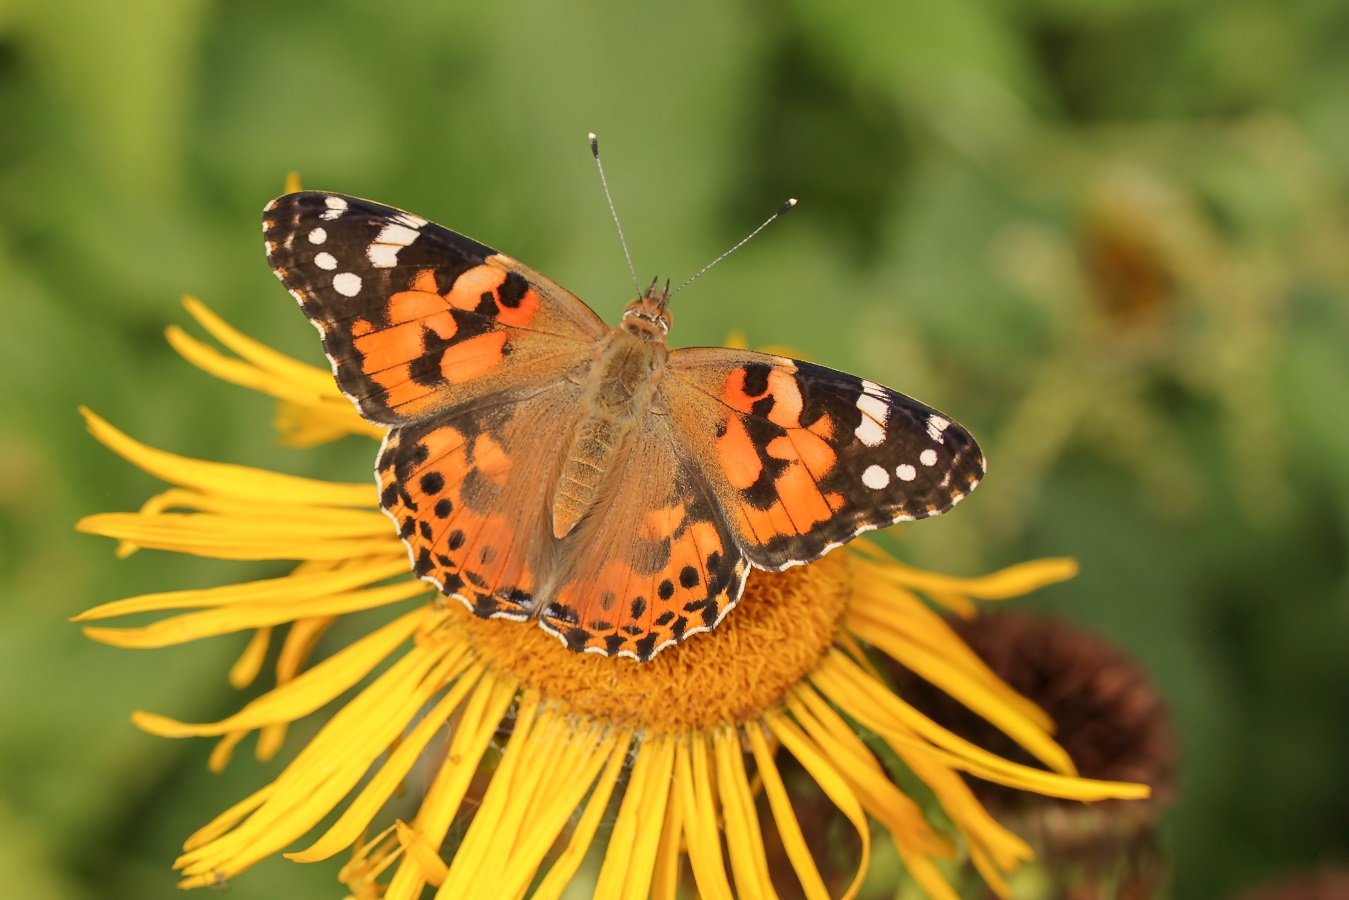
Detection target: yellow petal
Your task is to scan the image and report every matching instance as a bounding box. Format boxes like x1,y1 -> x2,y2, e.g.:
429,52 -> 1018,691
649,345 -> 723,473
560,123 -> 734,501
762,712 -> 872,900
893,844 -> 961,900
713,726 -> 775,899
180,297 -> 340,395
650,759 -> 686,900
182,784 -> 274,852
207,730 -> 247,774
848,577 -> 1053,732
530,732 -> 630,900
855,553 -> 1079,602
165,321 -> 380,443
499,723 -> 620,900
613,734 -> 676,900
133,607 -> 431,737
817,652 -> 1150,801
78,511 -> 395,561
674,736 -> 734,900
276,614 -> 335,682
74,557 -> 407,621
847,607 -> 1073,774
287,660 -> 483,862
786,688 -> 950,858
176,639 -> 463,880
394,821 -> 448,888
276,399 -> 383,446
383,673 -> 517,900
80,408 -> 372,506
436,692 -> 542,896
229,626 -> 271,688
256,722 -> 287,762
747,725 -> 829,900
339,823 -> 403,899
899,748 -> 1031,883
88,578 -> 429,649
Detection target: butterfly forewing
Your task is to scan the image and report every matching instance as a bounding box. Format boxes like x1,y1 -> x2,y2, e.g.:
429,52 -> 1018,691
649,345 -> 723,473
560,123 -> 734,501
663,349 -> 985,570
263,192 -> 604,425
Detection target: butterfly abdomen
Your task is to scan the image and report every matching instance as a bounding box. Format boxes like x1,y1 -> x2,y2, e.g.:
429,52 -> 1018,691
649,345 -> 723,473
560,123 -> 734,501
551,330 -> 668,539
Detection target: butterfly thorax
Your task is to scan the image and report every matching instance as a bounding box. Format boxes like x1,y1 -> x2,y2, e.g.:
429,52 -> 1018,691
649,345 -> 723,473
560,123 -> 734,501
551,325 -> 669,539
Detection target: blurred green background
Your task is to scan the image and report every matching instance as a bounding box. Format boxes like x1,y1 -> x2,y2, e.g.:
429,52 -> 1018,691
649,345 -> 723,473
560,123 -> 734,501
2,0 -> 1347,897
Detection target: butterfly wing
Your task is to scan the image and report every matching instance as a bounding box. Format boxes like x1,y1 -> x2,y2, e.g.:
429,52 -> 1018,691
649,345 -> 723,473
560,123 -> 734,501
663,349 -> 985,571
263,191 -> 606,425
265,192 -> 606,620
377,382 -> 583,620
537,415 -> 748,660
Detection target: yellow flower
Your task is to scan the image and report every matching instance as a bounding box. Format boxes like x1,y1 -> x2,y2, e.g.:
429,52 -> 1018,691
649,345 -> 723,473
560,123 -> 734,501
76,300 -> 1149,899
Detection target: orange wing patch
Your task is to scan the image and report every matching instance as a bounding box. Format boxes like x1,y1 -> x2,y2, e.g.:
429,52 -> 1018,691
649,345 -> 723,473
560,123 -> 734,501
717,417 -> 761,490
438,330 -> 509,383
376,390 -> 574,622
344,264 -> 541,418
706,362 -> 847,548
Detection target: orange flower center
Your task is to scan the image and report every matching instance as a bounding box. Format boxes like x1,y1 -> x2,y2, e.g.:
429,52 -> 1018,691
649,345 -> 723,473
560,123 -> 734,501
452,551 -> 851,733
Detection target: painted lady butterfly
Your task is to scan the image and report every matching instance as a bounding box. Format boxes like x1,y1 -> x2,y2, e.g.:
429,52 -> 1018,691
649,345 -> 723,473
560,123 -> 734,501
263,191 -> 984,660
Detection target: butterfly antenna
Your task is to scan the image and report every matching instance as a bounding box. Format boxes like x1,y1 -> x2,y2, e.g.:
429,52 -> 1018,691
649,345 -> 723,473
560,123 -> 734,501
589,133 -> 642,298
670,198 -> 797,299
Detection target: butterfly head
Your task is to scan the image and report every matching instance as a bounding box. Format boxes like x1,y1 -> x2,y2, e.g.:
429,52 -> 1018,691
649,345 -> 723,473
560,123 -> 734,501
621,276 -> 672,340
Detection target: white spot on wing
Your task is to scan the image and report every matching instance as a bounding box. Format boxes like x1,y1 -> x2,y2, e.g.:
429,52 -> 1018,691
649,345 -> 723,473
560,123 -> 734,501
333,272 -> 362,296
314,252 -> 337,270
926,415 -> 950,442
920,448 -> 938,466
896,463 -> 917,482
308,227 -> 327,244
855,417 -> 885,447
862,464 -> 890,489
321,195 -> 348,221
855,392 -> 889,447
367,222 -> 421,268
393,212 -> 428,228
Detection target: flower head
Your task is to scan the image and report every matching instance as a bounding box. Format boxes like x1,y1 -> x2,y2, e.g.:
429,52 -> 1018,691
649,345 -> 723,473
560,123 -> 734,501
887,610 -> 1175,897
77,300 -> 1148,898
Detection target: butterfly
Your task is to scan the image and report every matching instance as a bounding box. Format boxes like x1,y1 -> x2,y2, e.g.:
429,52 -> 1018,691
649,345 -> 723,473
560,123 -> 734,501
263,191 -> 984,661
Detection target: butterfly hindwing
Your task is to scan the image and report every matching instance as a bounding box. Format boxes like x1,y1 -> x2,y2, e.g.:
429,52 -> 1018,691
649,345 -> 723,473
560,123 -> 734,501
377,384 -> 581,620
263,192 -> 605,425
663,348 -> 985,570
537,416 -> 749,660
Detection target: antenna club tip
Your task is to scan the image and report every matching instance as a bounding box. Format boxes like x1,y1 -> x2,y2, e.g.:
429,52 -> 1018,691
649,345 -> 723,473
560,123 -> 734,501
588,133 -> 599,154
787,198 -> 798,206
